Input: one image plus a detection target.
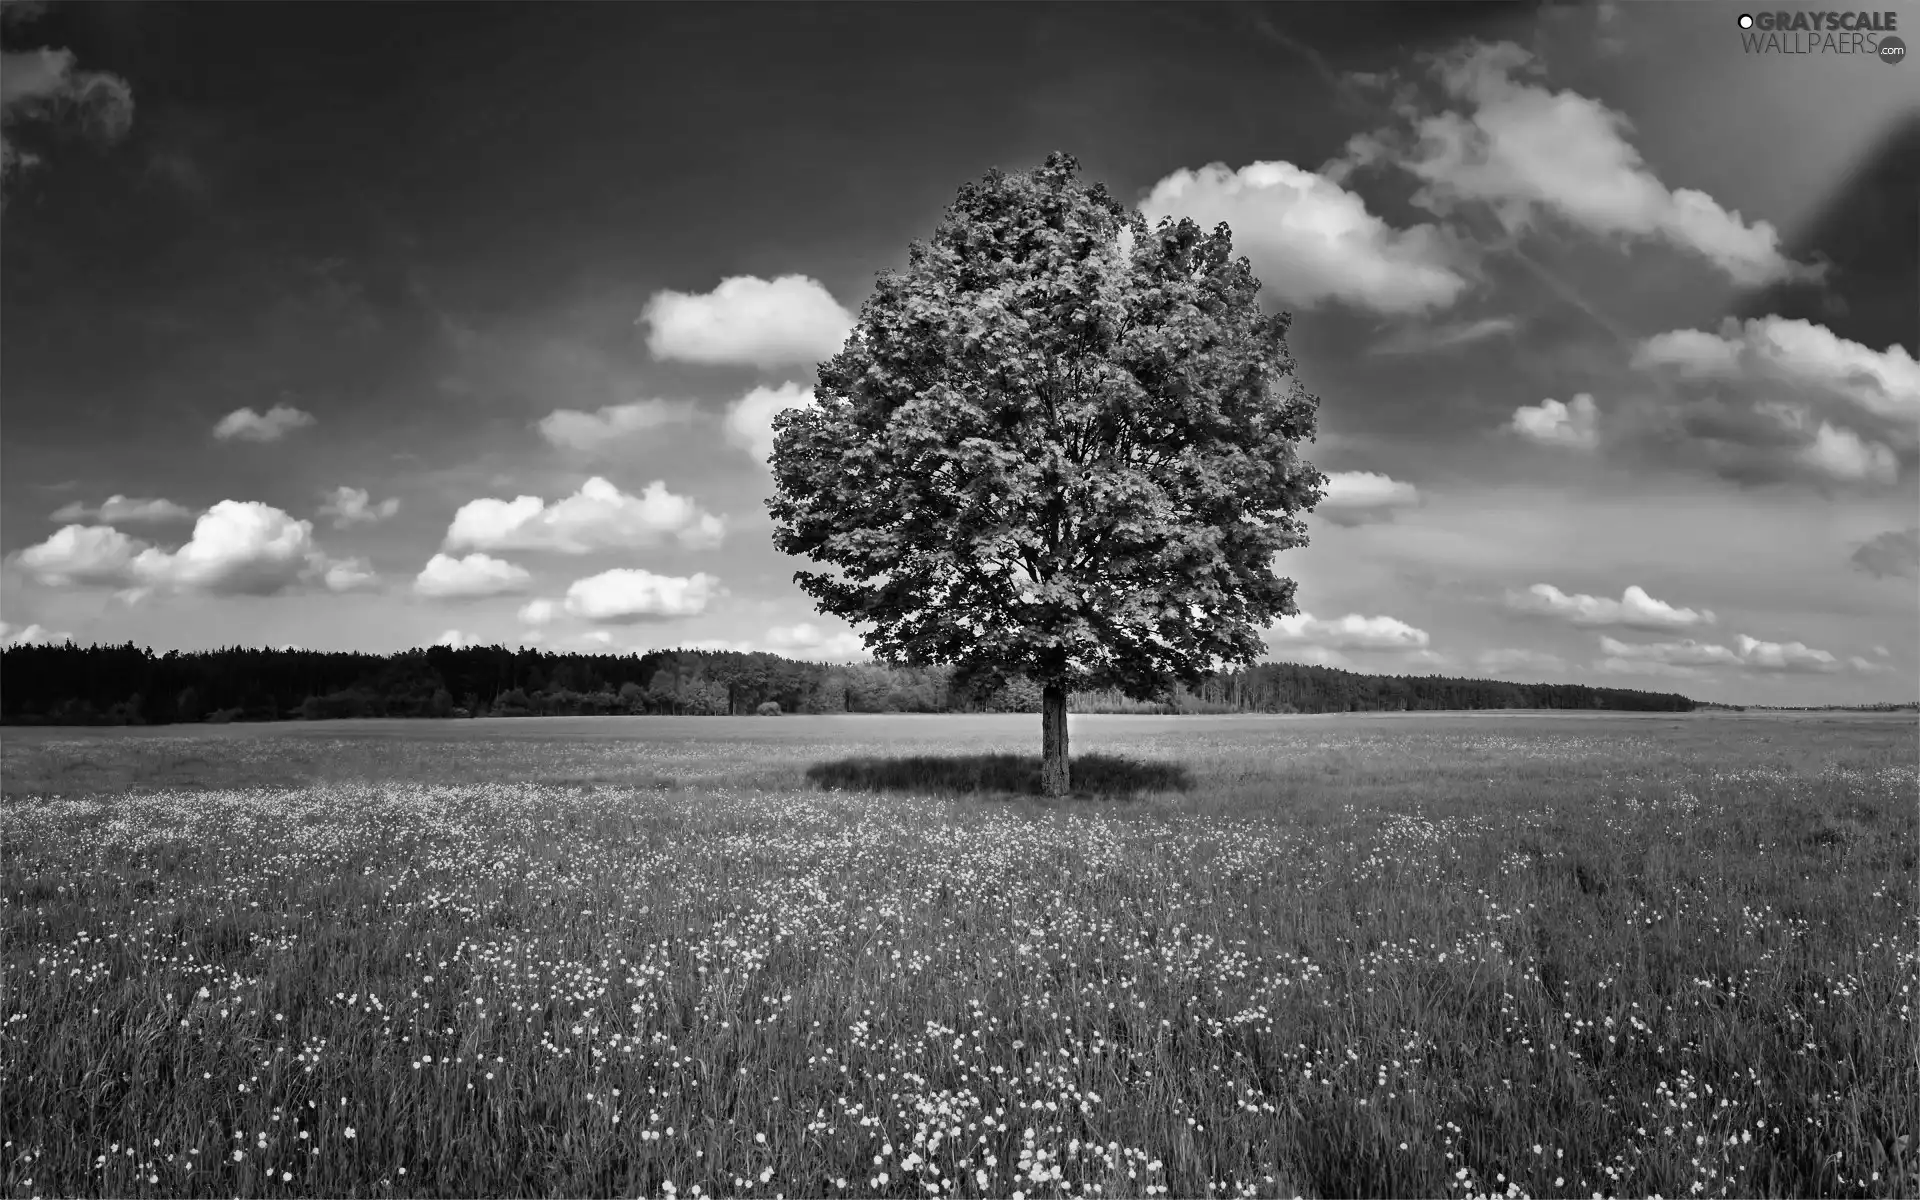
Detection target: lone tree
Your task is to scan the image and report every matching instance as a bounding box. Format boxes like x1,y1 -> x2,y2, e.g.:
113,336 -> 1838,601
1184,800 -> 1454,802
769,152 -> 1324,795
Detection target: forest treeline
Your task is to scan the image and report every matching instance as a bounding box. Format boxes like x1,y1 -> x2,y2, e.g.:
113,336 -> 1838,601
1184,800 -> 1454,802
0,641 -> 1696,724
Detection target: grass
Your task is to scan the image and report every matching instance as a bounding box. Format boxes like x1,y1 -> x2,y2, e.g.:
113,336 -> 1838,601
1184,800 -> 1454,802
1,711 -> 1915,1199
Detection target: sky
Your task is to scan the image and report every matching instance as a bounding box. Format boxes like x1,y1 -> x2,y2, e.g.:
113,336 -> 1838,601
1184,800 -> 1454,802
1,1 -> 1915,705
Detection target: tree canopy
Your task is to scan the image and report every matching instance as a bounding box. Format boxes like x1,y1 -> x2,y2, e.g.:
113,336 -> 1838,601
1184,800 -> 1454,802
768,151 -> 1326,791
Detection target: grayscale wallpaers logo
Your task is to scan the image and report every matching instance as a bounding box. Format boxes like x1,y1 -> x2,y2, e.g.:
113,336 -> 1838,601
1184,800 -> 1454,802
1736,10 -> 1904,59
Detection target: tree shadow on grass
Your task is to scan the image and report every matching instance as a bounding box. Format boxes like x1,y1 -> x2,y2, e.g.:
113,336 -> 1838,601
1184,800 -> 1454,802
804,752 -> 1192,800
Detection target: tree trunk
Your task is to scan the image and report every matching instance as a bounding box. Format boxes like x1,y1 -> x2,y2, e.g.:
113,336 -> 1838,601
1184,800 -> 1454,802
1041,682 -> 1070,796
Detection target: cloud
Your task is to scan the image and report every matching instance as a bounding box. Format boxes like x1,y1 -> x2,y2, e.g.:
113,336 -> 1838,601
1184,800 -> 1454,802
212,403 -> 316,443
1139,160 -> 1470,314
134,502 -> 341,596
1268,645 -> 1354,669
1508,583 -> 1714,631
639,274 -> 854,368
1,45 -> 134,183
1338,41 -> 1815,286
316,486 -> 400,528
1850,528 -> 1920,580
443,477 -> 725,555
13,502 -> 363,597
322,557 -> 384,595
1795,422 -> 1899,485
50,495 -> 193,524
1631,318 -> 1915,487
0,621 -> 73,648
1598,633 -> 1849,675
412,552 -> 532,599
1369,315 -> 1517,357
1476,647 -> 1565,676
1635,318 -> 1920,424
133,503 -> 324,595
725,383 -> 817,463
563,569 -> 720,623
1595,634 -> 1736,668
1509,393 -> 1599,450
536,398 -> 698,451
321,557 -> 379,593
657,621 -> 871,661
763,621 -> 869,662
1592,656 -> 1700,680
435,629 -> 484,648
1643,399 -> 1901,491
1270,611 -> 1432,650
1318,471 -> 1422,526
13,524 -> 144,586
1730,635 -> 1844,674
517,598 -> 558,626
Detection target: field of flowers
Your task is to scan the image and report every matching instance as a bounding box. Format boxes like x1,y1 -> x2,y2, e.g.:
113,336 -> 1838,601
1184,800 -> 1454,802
2,712 -> 1915,1199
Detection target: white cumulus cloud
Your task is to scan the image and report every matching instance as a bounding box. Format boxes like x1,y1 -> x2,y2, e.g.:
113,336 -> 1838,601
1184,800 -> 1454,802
1597,632 -> 1849,675
1339,41 -> 1815,286
725,383 -> 817,463
413,552 -> 532,599
1795,422 -> 1899,485
443,477 -> 725,555
536,399 -> 698,451
1634,318 -> 1919,424
1318,471 -> 1422,526
1270,645 -> 1355,669
563,569 -> 720,623
1139,159 -> 1470,314
1596,634 -> 1737,668
1509,393 -> 1599,450
212,403 -> 316,443
1730,634 -> 1843,674
640,275 -> 854,368
1632,318 -> 1915,487
1270,611 -> 1431,651
15,503 -> 363,597
0,621 -> 74,648
130,502 -> 326,595
517,598 -> 558,626
763,621 -> 869,662
317,486 -> 401,528
1508,583 -> 1714,630
13,524 -> 146,587
50,495 -> 193,524
321,557 -> 379,593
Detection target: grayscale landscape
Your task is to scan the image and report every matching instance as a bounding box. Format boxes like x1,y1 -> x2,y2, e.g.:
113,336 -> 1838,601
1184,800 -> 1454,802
2,1 -> 1915,1198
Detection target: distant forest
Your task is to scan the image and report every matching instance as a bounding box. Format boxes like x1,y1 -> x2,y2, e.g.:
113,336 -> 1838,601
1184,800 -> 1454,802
0,641 -> 1696,724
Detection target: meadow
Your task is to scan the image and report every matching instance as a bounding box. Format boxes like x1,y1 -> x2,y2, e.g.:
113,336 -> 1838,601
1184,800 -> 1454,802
2,711 -> 1914,1199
